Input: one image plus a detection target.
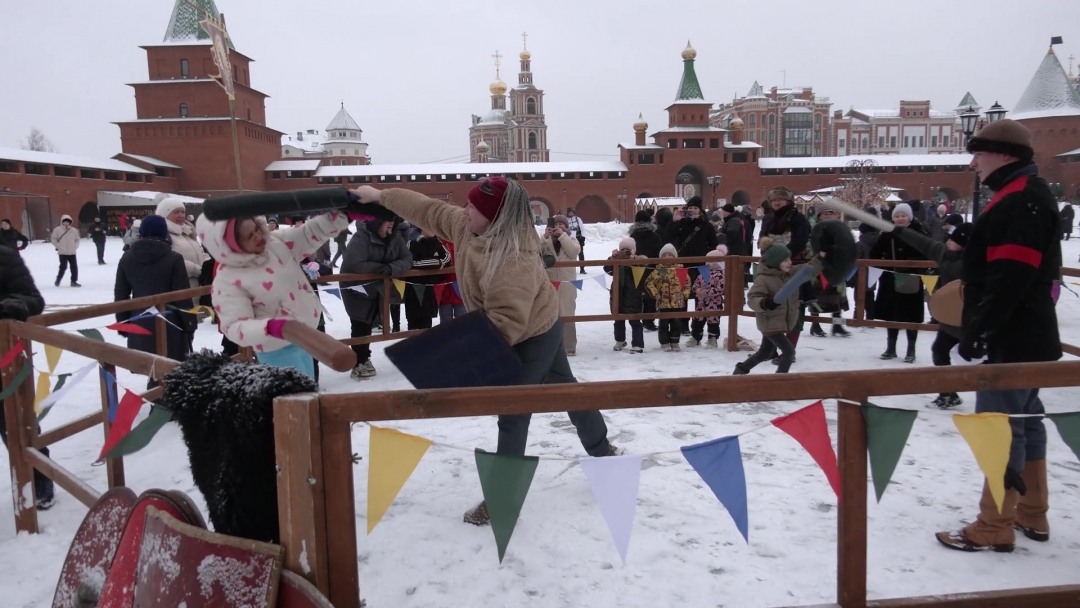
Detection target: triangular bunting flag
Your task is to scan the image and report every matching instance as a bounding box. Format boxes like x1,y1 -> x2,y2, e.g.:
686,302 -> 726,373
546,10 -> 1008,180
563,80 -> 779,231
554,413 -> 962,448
952,413 -> 1012,513
751,262 -> 758,277
1047,413 -> 1080,463
98,390 -> 146,461
846,266 -> 859,282
105,322 -> 153,336
102,406 -> 173,459
697,265 -> 711,287
348,284 -> 367,296
323,287 -> 342,300
52,373 -> 72,393
867,267 -> 884,288
681,436 -> 749,542
410,283 -> 427,304
431,284 -> 444,306
44,344 -> 63,374
630,266 -> 645,289
771,401 -> 841,501
474,449 -> 539,562
579,454 -> 643,563
101,368 -> 119,422
572,280 -> 584,291
592,274 -> 606,289
452,281 -> 462,299
33,371 -> 51,413
367,426 -> 433,534
820,273 -> 829,291
77,329 -> 105,342
0,341 -> 24,367
893,273 -> 912,290
392,279 -> 407,299
551,281 -> 561,291
675,267 -> 689,288
0,364 -> 32,401
36,363 -> 95,419
861,403 -> 918,502
921,275 -> 939,295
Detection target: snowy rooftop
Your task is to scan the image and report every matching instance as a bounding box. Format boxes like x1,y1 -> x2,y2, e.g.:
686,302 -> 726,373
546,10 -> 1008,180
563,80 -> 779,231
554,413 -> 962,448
475,109 -> 510,126
326,106 -> 363,132
114,154 -> 181,169
265,159 -> 322,171
650,126 -> 727,134
1011,49 -> 1080,120
617,143 -> 664,150
316,160 -> 628,178
636,197 -> 688,206
852,109 -> 956,120
758,153 -> 972,171
0,147 -> 152,174
809,185 -> 903,194
282,131 -> 328,154
725,141 -> 763,149
97,190 -> 203,206
113,117 -> 230,124
746,81 -> 766,98
162,0 -> 234,49
126,78 -> 215,85
783,106 -> 812,114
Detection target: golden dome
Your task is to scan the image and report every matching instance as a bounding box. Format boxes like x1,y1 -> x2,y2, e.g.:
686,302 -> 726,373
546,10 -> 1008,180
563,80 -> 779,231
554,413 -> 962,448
681,40 -> 697,61
489,79 -> 507,96
476,140 -> 490,152
633,113 -> 648,132
520,49 -> 531,60
729,114 -> 744,130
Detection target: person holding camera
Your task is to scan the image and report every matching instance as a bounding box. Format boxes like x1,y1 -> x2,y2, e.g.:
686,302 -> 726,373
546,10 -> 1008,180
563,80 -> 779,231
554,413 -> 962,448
541,214 -> 581,356
564,207 -> 586,274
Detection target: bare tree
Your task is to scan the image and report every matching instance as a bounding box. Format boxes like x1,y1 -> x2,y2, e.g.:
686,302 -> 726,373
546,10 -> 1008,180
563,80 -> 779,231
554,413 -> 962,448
20,127 -> 57,153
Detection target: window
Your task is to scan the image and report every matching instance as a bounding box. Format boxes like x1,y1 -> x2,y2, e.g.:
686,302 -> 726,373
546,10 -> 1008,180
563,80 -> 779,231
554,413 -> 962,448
862,137 -> 868,150
709,138 -> 719,148
814,114 -> 822,125
232,64 -> 238,83
918,136 -> 924,147
931,135 -> 938,147
528,132 -> 538,149
23,163 -> 46,175
813,131 -> 821,142
179,103 -> 188,118
732,152 -> 749,163
103,171 -> 121,181
354,150 -> 360,155
80,168 -> 98,179
638,153 -> 655,164
667,139 -> 677,149
682,138 -> 704,148
890,136 -> 897,148
349,176 -> 374,183
782,111 -> 813,157
125,173 -> 141,181
903,136 -> 909,148
878,136 -> 885,148
748,114 -> 756,125
580,171 -> 603,180
747,132 -> 755,142
526,97 -> 536,114
552,172 -> 576,180
340,149 -> 346,155
839,139 -> 845,149
769,114 -> 776,125
0,161 -> 17,173
180,59 -> 189,77
607,171 -> 624,179
246,108 -> 251,121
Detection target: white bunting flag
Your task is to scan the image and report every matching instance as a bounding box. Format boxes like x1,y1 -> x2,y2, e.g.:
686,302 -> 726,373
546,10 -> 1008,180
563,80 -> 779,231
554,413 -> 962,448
579,453 -> 643,563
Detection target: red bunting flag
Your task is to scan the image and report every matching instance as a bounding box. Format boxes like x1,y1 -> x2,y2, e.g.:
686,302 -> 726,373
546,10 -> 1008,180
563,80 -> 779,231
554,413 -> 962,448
432,283 -> 445,306
551,281 -> 561,291
770,401 -> 841,501
675,267 -> 689,288
0,341 -> 24,367
98,390 -> 146,461
820,274 -> 829,291
106,322 -> 153,336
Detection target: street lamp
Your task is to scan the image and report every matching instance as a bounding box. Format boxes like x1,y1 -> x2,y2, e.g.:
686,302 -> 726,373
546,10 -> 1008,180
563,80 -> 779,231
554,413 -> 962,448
985,101 -> 1008,124
960,106 -> 982,219
706,175 -> 723,209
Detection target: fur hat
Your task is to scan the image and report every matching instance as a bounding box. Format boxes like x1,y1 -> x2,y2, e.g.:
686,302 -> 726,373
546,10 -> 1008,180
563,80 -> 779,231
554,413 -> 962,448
467,176 -> 509,222
816,207 -> 839,219
138,214 -> 171,242
945,213 -> 964,227
684,196 -> 705,212
721,203 -> 736,214
634,209 -> 653,223
154,197 -> 186,220
948,223 -> 973,248
891,203 -> 914,221
762,244 -> 792,269
767,187 -> 794,203
758,235 -> 777,250
659,243 -> 678,257
618,237 -> 637,253
966,119 -> 1034,162
552,214 -> 570,227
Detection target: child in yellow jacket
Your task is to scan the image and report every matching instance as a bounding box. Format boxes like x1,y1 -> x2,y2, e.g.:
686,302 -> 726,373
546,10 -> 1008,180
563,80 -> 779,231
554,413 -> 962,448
645,243 -> 690,351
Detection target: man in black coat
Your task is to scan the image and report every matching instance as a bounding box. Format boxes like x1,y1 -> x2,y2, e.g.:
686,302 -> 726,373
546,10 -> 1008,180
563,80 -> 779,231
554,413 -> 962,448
90,216 -> 108,265
628,209 -> 664,331
719,204 -> 748,255
405,229 -> 451,330
937,119 -> 1061,554
0,244 -> 54,509
672,196 -> 719,338
1060,203 -> 1074,240
0,219 -> 29,253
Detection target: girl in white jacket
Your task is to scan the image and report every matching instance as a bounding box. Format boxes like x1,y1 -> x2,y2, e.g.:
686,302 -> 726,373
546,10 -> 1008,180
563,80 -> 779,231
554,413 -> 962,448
196,211 -> 349,377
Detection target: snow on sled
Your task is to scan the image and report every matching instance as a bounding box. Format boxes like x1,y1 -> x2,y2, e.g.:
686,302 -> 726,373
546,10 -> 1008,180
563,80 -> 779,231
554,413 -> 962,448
51,487 -> 137,608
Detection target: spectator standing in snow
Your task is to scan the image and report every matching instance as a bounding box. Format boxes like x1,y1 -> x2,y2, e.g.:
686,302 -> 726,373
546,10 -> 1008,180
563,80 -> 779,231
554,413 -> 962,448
331,223 -> 351,267
807,208 -> 850,339
0,219 -> 29,253
854,221 -> 880,321
437,239 -> 467,323
628,209 -> 663,332
541,214 -> 581,356
90,216 -> 108,264
761,187 -> 811,356
688,247 -> 725,349
927,204 -> 949,242
122,218 -> 142,252
654,207 -> 677,246
50,214 -> 81,287
405,228 -> 450,330
869,202 -> 927,363
645,243 -> 689,351
564,207 -> 586,274
156,198 -> 208,289
349,177 -> 622,527
604,237 -> 645,353
1059,202 -> 1074,241
937,120 -> 1061,553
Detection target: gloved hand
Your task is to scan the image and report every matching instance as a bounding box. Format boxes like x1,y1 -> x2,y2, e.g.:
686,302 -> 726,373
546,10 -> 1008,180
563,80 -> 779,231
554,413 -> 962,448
371,264 -> 393,276
302,262 -> 321,281
1005,467 -> 1027,496
265,318 -> 287,340
958,335 -> 987,361
761,299 -> 780,311
0,299 -> 30,322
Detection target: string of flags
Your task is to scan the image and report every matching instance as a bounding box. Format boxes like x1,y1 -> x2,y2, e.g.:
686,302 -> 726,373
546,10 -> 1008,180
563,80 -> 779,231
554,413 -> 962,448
361,401 -> 1080,564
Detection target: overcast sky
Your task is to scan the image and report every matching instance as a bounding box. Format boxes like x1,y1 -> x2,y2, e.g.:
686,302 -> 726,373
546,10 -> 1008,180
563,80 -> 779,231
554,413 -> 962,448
2,0 -> 1077,165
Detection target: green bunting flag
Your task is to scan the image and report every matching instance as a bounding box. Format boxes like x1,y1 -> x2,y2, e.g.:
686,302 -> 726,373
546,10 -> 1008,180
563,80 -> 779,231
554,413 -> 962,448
102,406 -> 174,459
0,363 -> 32,400
410,283 -> 427,304
861,403 -> 918,502
1047,412 -> 1080,463
77,329 -> 105,342
52,373 -> 72,393
474,449 -> 539,562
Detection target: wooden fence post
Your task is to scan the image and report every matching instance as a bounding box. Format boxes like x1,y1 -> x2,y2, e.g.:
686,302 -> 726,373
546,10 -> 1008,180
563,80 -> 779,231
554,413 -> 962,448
1,324 -> 39,533
320,418 -> 361,608
382,277 -> 392,336
98,362 -> 125,488
274,393 -> 331,596
837,396 -> 869,608
155,304 -> 168,357
726,256 -> 745,351
854,265 -> 868,322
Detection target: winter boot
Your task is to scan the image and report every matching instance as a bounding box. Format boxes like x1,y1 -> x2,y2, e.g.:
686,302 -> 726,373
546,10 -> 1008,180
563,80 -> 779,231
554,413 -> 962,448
936,480 -> 1019,552
732,362 -> 749,375
661,343 -> 672,352
54,278 -> 60,287
809,323 -> 827,338
643,322 -> 657,332
350,359 -> 376,381
669,343 -> 681,352
944,393 -> 963,409
628,346 -> 643,354
685,337 -> 701,347
831,322 -> 850,338
881,333 -> 898,360
1015,459 -> 1050,542
904,343 -> 917,364
603,443 -> 626,456
705,337 -> 718,349
613,341 -> 627,351
464,501 -> 489,526
566,349 -> 576,356
70,281 -> 81,288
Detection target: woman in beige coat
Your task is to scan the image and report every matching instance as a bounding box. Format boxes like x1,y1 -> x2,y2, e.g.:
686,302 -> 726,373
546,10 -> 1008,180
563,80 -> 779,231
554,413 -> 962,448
155,198 -> 208,288
49,214 -> 81,287
540,214 -> 581,355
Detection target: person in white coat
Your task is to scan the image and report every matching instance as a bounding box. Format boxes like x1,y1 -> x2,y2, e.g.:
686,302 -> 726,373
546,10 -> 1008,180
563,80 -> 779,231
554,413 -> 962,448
49,214 -> 81,287
156,198 -> 209,288
540,214 -> 581,355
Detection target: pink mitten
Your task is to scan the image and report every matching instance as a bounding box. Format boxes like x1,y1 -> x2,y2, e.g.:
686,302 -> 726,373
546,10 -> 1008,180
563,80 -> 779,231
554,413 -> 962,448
265,318 -> 287,339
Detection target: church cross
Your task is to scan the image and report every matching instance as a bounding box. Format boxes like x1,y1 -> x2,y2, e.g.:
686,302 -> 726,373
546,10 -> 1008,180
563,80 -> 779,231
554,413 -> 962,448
522,31 -> 528,50
492,50 -> 503,79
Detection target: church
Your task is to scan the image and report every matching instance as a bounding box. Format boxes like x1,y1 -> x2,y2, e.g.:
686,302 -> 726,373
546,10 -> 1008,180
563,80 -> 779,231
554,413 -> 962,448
468,36 -> 551,163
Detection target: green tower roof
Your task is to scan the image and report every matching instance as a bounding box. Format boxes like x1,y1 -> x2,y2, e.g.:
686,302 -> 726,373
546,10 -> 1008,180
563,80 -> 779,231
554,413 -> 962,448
674,41 -> 704,102
163,0 -> 234,49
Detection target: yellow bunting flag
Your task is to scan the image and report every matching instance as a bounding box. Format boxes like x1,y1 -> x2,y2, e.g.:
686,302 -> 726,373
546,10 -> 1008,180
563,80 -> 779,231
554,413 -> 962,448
33,371 -> 51,412
367,426 -> 432,534
630,266 -> 646,289
921,275 -> 939,295
392,279 -> 407,300
44,344 -> 63,374
952,413 -> 1013,512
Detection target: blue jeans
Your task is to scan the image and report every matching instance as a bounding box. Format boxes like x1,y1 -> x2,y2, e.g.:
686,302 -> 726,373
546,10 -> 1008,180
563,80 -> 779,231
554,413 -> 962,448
256,343 -> 316,379
975,388 -> 1047,472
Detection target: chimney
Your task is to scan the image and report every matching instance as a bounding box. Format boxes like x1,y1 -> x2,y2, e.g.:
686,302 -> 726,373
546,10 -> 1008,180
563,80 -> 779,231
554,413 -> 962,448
297,131 -> 303,141
633,113 -> 648,146
732,127 -> 743,145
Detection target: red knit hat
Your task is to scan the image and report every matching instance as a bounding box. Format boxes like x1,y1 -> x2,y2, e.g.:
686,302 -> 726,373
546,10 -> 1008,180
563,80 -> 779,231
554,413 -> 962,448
468,177 -> 509,222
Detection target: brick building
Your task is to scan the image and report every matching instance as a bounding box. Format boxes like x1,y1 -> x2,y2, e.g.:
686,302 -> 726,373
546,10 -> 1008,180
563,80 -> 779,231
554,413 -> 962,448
829,100 -> 965,156
1010,45 -> 1080,198
280,104 -> 371,166
468,39 -> 551,163
710,82 -> 833,158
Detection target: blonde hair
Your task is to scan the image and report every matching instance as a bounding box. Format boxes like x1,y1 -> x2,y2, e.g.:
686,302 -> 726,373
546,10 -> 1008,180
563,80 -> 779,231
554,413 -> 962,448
479,179 -> 534,288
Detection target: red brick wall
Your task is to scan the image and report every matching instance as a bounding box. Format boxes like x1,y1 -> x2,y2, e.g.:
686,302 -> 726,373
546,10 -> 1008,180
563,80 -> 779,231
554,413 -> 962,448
143,45 -> 254,87
131,82 -> 268,125
1018,116 -> 1080,185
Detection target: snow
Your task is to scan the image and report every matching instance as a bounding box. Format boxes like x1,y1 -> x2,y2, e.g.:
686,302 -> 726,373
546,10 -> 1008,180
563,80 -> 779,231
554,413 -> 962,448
316,160 -> 628,178
1011,50 -> 1080,121
650,126 -> 728,133
299,539 -> 311,575
0,147 -> 152,175
117,155 -> 182,169
98,191 -> 202,207
759,154 -> 972,171
2,231 -> 1080,608
726,141 -> 763,149
264,160 -> 321,172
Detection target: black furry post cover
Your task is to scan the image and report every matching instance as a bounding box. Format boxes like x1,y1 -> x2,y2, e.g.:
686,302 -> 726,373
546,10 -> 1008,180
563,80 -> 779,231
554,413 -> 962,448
162,349 -> 318,544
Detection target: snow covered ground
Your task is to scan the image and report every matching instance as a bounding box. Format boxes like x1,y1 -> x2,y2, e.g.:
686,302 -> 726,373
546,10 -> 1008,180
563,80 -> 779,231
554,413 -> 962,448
2,226 -> 1080,608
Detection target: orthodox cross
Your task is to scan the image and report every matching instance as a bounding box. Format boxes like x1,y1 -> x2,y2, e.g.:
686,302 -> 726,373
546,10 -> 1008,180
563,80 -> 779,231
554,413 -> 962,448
492,50 -> 503,79
522,31 -> 528,50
